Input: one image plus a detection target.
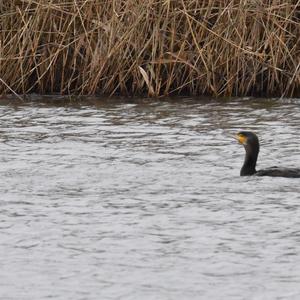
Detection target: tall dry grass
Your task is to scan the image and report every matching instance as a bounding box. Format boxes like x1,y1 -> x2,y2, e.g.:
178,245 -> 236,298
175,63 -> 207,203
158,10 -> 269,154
0,0 -> 299,97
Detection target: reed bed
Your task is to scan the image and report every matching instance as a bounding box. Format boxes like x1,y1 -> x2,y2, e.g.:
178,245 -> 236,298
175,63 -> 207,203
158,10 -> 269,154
0,0 -> 299,97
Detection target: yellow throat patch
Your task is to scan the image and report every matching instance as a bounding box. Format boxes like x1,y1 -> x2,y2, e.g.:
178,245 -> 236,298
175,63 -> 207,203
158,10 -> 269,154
236,133 -> 247,145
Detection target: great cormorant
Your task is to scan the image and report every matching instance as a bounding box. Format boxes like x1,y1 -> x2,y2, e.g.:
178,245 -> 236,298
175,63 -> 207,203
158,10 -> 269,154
236,131 -> 300,178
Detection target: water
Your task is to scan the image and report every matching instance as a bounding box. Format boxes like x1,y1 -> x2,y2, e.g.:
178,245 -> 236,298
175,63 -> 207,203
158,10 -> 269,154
0,96 -> 300,299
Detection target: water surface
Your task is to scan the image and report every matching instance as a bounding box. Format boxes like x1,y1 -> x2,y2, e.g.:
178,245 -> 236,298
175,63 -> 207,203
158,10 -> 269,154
0,96 -> 300,299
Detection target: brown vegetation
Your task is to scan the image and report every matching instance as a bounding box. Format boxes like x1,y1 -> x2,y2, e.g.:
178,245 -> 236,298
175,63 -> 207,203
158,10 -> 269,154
0,0 -> 299,97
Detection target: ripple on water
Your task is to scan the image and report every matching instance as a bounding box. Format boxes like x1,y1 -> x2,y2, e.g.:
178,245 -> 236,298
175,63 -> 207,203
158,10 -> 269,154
0,97 -> 300,299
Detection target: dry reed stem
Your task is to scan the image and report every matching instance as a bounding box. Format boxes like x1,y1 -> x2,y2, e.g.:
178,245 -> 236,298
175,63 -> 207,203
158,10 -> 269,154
0,0 -> 299,97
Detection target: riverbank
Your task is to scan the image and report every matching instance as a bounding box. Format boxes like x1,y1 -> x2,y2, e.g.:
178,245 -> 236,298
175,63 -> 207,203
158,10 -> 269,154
0,1 -> 299,97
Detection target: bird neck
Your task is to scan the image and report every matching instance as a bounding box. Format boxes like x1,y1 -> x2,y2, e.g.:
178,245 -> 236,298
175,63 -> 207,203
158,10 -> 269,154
240,146 -> 259,176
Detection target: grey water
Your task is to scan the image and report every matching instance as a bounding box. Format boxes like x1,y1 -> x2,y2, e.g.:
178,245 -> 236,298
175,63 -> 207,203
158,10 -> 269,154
0,96 -> 300,300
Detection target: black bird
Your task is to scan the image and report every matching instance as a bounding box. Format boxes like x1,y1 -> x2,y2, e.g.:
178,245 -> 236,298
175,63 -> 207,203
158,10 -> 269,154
236,131 -> 300,178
